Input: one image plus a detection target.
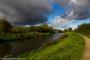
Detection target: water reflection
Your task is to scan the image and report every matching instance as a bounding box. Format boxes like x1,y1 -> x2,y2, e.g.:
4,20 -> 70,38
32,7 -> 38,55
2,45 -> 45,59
0,33 -> 64,57
49,33 -> 64,41
0,43 -> 11,57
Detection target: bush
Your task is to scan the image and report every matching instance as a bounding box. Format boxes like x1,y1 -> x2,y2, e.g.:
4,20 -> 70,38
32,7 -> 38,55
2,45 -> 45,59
0,19 -> 12,32
75,23 -> 90,37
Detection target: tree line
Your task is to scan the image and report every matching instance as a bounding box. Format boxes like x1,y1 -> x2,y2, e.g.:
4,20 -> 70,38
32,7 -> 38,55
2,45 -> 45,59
0,19 -> 55,33
75,23 -> 90,37
0,19 -> 55,41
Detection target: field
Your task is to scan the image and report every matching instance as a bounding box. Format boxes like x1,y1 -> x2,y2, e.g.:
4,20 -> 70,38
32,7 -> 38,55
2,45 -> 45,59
20,32 -> 85,60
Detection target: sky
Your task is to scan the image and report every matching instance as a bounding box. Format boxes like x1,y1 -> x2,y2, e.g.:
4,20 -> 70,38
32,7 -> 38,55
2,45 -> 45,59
48,1 -> 90,30
48,2 -> 65,23
0,0 -> 90,29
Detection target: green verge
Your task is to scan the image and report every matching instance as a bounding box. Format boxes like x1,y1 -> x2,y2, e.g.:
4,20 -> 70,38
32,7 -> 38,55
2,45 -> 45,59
76,30 -> 90,38
20,32 -> 85,60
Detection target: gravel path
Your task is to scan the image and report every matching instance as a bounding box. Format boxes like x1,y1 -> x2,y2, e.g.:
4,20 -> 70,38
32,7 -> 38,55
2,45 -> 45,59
78,34 -> 90,60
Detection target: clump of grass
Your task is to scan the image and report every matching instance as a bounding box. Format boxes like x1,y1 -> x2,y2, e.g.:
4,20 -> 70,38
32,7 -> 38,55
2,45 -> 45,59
20,32 -> 85,60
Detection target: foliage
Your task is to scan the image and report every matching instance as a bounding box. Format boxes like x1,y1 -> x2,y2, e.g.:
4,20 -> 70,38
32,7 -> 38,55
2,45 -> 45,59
11,27 -> 27,33
28,25 -> 54,33
0,20 -> 55,41
0,19 -> 12,32
64,29 -> 68,32
68,28 -> 72,32
0,19 -> 55,34
11,25 -> 55,33
0,32 -> 53,42
75,23 -> 90,38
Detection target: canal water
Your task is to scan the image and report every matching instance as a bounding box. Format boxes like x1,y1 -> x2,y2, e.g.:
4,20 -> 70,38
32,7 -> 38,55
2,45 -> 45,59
0,33 -> 64,57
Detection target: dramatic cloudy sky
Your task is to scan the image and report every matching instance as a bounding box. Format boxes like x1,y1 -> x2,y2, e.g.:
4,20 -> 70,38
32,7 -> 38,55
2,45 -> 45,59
0,0 -> 90,29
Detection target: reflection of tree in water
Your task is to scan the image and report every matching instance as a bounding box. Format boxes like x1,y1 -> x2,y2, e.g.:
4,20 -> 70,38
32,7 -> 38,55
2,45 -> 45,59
0,43 -> 11,57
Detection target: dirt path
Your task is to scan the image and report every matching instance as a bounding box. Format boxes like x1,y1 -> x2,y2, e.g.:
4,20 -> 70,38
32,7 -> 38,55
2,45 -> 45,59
78,34 -> 90,60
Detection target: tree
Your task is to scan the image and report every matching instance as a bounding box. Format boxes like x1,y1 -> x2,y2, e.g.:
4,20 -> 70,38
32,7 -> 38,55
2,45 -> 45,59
64,29 -> 68,32
38,25 -> 54,33
75,23 -> 90,32
0,19 -> 12,32
78,23 -> 90,29
68,28 -> 72,32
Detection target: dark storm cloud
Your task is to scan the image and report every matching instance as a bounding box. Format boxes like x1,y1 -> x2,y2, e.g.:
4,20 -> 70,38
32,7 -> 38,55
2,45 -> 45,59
57,0 -> 90,20
0,0 -> 52,25
0,0 -> 90,25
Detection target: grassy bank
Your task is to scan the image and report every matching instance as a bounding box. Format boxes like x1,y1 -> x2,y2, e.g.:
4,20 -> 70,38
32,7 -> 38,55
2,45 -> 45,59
20,32 -> 85,60
75,23 -> 90,38
76,30 -> 90,38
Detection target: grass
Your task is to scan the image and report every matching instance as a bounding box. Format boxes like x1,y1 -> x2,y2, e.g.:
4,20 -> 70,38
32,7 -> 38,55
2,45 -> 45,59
20,32 -> 85,60
76,30 -> 90,38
